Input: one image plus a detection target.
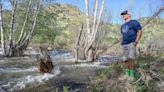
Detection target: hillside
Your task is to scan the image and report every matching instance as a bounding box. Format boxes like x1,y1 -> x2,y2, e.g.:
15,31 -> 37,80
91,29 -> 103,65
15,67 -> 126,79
2,3 -> 163,52
31,3 -> 85,47
138,17 -> 164,55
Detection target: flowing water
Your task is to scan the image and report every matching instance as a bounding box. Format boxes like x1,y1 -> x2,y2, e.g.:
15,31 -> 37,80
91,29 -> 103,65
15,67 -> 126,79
0,49 -> 121,92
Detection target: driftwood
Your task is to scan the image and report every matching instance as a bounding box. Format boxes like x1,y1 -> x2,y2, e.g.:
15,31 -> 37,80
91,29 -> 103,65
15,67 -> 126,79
37,47 -> 53,73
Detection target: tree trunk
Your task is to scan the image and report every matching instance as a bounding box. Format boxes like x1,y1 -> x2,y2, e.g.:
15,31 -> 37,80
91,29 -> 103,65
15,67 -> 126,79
8,0 -> 17,56
84,0 -> 93,62
84,0 -> 105,62
142,6 -> 164,27
92,0 -> 98,34
75,24 -> 83,62
93,0 -> 104,39
16,0 -> 32,45
10,0 -> 41,57
0,0 -> 6,55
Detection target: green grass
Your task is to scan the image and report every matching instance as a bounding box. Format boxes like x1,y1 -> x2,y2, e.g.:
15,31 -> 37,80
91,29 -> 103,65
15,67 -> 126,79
88,56 -> 163,92
63,86 -> 69,92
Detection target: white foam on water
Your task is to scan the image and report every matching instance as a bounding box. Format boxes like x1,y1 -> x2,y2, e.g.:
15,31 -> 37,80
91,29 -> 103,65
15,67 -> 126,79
63,63 -> 107,68
0,58 -> 34,65
0,59 -> 5,63
0,67 -> 38,73
1,66 -> 61,91
53,53 -> 72,58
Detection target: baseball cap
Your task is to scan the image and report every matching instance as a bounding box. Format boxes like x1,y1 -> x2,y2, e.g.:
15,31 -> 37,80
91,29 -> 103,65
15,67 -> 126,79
121,10 -> 130,15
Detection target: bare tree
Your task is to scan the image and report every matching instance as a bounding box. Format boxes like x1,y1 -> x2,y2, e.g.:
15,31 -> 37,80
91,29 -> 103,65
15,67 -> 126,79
0,0 -> 6,55
75,24 -> 83,63
75,0 -> 105,62
8,0 -> 17,56
75,2 -> 163,62
0,0 -> 43,57
11,0 -> 41,56
16,0 -> 32,45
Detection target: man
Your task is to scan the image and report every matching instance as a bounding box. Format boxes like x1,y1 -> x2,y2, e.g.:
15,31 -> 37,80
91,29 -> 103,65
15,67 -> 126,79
120,10 -> 142,80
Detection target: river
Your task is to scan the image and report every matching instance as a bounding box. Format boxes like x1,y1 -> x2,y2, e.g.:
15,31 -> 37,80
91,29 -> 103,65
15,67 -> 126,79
0,49 -> 121,92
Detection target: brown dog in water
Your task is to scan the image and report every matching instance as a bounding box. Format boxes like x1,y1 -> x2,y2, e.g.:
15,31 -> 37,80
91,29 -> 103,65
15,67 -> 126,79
37,47 -> 53,73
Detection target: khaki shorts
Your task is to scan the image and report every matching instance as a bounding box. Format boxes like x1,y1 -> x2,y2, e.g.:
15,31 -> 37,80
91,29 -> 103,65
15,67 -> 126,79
121,42 -> 136,61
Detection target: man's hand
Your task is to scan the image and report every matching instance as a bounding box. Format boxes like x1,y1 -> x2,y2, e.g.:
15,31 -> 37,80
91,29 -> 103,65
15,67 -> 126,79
134,41 -> 138,47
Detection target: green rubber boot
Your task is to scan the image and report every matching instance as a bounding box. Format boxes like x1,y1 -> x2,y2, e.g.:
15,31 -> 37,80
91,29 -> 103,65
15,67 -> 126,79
129,69 -> 135,78
119,69 -> 130,80
125,69 -> 130,76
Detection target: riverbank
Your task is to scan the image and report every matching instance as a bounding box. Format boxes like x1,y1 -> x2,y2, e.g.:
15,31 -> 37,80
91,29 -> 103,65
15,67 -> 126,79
87,56 -> 164,92
1,48 -> 163,92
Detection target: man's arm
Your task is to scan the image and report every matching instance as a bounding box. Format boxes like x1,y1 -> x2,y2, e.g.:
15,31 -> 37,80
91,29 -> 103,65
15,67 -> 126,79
135,29 -> 142,47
